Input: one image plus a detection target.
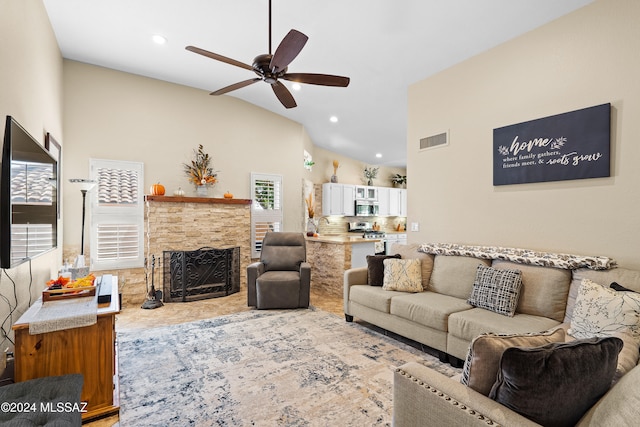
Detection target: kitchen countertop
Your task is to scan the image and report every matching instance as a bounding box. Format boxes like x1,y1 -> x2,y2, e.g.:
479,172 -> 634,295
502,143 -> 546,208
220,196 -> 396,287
305,235 -> 382,244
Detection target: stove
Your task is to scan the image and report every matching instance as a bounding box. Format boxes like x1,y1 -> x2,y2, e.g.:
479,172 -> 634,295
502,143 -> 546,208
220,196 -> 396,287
362,230 -> 386,239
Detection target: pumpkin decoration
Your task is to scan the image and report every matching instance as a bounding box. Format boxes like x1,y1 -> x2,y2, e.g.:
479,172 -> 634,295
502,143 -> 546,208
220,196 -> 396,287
150,182 -> 165,196
223,191 -> 233,199
173,187 -> 185,197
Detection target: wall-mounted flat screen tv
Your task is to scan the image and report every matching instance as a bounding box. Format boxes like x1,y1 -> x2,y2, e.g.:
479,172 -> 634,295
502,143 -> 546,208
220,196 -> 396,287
0,116 -> 58,268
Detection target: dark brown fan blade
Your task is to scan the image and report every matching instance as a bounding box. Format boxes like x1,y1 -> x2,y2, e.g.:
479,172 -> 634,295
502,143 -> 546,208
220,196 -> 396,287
210,78 -> 261,96
282,73 -> 350,87
269,30 -> 308,72
271,81 -> 297,109
186,46 -> 253,71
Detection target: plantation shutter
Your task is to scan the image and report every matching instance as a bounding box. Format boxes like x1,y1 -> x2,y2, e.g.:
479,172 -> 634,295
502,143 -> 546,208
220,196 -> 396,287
250,173 -> 283,258
89,159 -> 144,270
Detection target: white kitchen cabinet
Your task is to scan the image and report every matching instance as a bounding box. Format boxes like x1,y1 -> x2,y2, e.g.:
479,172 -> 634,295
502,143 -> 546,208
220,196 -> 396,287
388,188 -> 407,216
322,183 -> 355,216
377,187 -> 390,216
355,185 -> 377,200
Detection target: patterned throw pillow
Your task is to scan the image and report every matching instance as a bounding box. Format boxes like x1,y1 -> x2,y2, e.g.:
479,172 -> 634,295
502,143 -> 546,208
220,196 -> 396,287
381,259 -> 423,292
467,265 -> 523,317
366,254 -> 401,286
460,328 -> 565,396
569,278 -> 640,342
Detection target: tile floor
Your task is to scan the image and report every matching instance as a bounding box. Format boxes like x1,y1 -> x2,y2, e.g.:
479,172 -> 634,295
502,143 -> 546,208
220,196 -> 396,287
86,288 -> 344,426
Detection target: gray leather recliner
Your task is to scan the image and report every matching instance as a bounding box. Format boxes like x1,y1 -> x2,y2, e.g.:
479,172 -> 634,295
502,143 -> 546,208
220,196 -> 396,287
247,232 -> 310,309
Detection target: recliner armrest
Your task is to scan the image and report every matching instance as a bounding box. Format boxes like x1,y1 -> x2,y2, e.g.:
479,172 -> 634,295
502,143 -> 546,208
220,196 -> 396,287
299,262 -> 311,279
247,262 -> 265,307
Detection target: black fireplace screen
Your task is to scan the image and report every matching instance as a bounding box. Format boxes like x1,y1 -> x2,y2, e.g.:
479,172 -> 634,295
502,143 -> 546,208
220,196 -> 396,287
162,246 -> 240,302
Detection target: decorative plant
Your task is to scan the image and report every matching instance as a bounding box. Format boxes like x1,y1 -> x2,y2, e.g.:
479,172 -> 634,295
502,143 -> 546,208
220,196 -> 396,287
391,173 -> 407,186
332,160 -> 340,175
305,192 -> 315,218
363,166 -> 379,184
184,144 -> 218,187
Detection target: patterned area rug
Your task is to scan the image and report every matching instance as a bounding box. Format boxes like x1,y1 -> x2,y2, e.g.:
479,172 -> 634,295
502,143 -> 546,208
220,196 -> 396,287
117,308 -> 461,426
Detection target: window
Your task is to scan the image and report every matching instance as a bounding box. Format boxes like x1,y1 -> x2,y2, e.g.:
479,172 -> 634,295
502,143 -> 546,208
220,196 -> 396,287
250,173 -> 283,258
89,159 -> 144,270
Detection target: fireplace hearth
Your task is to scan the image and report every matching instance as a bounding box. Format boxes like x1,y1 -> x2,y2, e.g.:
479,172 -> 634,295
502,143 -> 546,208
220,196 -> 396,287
162,246 -> 240,302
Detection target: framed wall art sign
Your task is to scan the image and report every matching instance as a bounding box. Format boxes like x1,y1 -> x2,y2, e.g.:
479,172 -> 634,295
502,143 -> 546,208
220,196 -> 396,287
493,103 -> 611,186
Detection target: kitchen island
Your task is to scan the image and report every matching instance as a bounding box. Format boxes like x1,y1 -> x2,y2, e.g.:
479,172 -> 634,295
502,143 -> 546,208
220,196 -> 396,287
305,235 -> 379,297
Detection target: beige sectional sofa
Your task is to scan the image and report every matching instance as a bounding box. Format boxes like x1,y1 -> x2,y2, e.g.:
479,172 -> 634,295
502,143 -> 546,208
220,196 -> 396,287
343,243 -> 640,426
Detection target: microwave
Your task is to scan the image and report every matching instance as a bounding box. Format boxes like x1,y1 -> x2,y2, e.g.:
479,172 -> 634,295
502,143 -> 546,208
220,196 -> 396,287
355,200 -> 379,216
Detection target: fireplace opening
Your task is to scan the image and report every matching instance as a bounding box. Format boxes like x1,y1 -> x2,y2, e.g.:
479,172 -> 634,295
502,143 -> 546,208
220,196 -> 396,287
162,246 -> 240,302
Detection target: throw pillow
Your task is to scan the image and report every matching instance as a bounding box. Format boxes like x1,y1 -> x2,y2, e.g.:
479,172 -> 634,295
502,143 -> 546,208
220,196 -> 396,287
460,328 -> 565,396
569,278 -> 640,342
611,281 -> 638,293
489,337 -> 623,427
381,258 -> 423,292
366,254 -> 401,286
467,264 -> 523,317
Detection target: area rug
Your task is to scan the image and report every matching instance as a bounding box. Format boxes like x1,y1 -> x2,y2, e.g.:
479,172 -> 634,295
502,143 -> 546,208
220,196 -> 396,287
117,308 -> 461,426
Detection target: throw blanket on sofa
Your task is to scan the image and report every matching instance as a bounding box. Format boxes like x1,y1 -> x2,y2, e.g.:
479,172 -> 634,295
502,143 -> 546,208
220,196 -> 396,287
418,243 -> 616,270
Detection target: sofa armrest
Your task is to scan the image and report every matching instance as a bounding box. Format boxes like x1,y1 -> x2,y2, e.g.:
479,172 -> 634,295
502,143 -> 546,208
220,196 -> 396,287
343,266 -> 368,314
393,362 -> 541,427
247,261 -> 265,307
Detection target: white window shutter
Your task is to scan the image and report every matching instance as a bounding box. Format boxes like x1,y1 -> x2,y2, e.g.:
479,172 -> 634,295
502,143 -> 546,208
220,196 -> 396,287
89,159 -> 144,270
250,173 -> 283,258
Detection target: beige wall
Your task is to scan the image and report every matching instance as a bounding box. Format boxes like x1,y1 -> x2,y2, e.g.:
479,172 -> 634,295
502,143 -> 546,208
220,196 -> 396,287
407,0 -> 640,268
0,0 -> 64,350
62,61 -> 313,253
309,145 -> 406,188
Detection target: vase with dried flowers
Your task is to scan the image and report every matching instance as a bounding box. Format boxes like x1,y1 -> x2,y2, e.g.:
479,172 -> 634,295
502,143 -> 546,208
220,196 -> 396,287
331,160 -> 340,183
305,192 -> 317,236
184,144 -> 218,196
363,166 -> 379,186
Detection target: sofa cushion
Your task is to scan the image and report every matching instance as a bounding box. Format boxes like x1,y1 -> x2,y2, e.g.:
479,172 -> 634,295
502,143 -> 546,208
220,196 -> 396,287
577,363 -> 640,427
565,267 -> 640,323
612,331 -> 640,384
448,307 -> 561,343
492,260 -> 571,322
489,337 -> 623,427
569,278 -> 640,342
366,254 -> 402,286
389,243 -> 435,290
460,328 -> 565,396
467,265 -> 522,317
390,292 -> 472,331
428,256 -> 491,299
382,258 -> 423,292
348,285 -> 408,313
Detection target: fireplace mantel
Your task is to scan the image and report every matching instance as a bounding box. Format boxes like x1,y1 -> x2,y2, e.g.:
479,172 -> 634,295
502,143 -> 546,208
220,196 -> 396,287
145,195 -> 252,205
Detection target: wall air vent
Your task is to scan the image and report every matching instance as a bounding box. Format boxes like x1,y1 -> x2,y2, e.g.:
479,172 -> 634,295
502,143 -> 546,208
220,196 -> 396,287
419,131 -> 449,151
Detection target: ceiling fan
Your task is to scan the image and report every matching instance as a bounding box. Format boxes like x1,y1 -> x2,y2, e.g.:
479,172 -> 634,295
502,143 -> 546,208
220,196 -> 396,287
185,0 -> 350,109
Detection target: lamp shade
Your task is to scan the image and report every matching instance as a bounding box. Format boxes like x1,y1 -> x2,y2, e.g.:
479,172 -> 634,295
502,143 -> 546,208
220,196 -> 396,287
68,178 -> 97,192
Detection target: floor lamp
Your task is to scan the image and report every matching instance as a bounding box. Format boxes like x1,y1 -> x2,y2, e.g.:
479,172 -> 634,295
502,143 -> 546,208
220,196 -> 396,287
69,178 -> 97,268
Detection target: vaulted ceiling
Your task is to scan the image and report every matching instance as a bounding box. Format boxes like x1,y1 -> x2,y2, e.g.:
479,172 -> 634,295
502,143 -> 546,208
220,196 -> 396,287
43,0 -> 593,167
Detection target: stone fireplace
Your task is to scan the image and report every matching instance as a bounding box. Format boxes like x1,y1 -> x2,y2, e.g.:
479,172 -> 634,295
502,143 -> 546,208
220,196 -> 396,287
146,195 -> 252,302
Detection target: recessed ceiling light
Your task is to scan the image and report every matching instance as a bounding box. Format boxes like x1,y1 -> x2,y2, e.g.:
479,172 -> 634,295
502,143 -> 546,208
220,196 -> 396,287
375,153 -> 382,158
329,116 -> 338,123
291,83 -> 302,91
152,35 -> 167,45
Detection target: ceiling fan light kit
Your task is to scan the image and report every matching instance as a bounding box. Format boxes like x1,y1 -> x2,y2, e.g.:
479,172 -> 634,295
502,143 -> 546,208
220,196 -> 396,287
186,0 -> 350,109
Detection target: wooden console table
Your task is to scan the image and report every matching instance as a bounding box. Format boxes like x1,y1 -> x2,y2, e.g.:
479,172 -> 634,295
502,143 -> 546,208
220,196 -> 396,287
12,277 -> 120,421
